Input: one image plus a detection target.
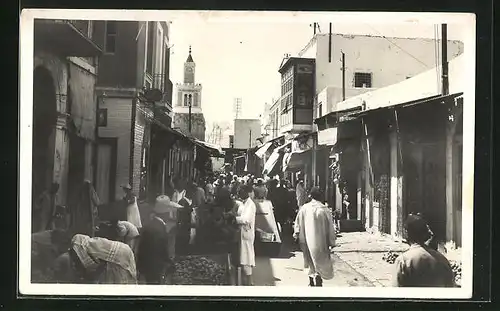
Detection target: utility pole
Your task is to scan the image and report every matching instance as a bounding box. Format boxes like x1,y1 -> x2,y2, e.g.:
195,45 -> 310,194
249,129 -> 252,148
328,23 -> 332,63
341,51 -> 346,101
441,24 -> 449,96
185,94 -> 192,133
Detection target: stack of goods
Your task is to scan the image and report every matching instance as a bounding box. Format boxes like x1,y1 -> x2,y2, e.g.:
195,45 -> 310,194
382,250 -> 400,264
171,255 -> 228,285
450,260 -> 462,287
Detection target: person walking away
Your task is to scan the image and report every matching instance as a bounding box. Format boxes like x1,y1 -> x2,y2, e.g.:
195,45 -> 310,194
136,195 -> 178,284
254,178 -> 268,200
121,184 -> 142,231
65,234 -> 137,284
393,214 -> 455,287
190,182 -> 206,245
69,180 -> 100,237
233,185 -> 257,286
34,183 -> 60,232
205,177 -> 215,204
296,173 -> 307,209
253,185 -> 281,247
293,187 -> 336,287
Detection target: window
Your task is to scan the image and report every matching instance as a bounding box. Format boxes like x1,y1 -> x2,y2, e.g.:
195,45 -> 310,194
318,102 -> 323,118
104,21 -> 117,54
184,94 -> 193,107
354,72 -> 372,88
146,22 -> 154,75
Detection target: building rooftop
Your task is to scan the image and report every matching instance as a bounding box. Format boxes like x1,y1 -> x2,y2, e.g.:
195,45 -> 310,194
297,33 -> 464,57
278,57 -> 315,74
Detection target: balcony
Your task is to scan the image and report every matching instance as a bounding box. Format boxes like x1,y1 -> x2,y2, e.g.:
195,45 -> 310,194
141,73 -> 173,109
34,19 -> 102,57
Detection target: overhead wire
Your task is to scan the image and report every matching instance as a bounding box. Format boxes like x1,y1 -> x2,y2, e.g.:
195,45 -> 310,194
364,24 -> 432,69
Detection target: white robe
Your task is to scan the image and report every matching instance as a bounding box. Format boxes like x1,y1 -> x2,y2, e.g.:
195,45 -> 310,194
126,197 -> 142,229
294,199 -> 336,279
235,198 -> 256,267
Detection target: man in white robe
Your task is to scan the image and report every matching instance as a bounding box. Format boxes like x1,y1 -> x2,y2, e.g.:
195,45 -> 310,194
234,185 -> 256,286
293,187 -> 336,287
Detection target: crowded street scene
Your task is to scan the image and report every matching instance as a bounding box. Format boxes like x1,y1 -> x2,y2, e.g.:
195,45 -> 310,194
28,13 -> 469,290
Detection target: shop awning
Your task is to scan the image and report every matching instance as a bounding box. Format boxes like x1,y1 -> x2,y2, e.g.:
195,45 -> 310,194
262,151 -> 281,175
193,139 -> 225,157
283,149 -> 312,172
255,142 -> 272,158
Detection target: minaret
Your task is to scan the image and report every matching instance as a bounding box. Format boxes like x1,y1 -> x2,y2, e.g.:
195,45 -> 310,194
184,45 -> 195,84
174,45 -> 206,141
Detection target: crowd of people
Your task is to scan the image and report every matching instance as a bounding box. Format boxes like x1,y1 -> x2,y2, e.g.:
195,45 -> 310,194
31,170 -> 457,288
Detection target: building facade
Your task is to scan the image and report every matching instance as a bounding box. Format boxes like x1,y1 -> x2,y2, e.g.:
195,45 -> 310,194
297,33 -> 464,118
315,54 -> 465,244
233,119 -> 262,149
277,57 -> 316,134
33,19 -> 102,218
94,21 -> 173,203
173,47 -> 206,141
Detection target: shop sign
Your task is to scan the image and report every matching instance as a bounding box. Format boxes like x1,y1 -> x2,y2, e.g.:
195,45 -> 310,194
318,127 -> 338,146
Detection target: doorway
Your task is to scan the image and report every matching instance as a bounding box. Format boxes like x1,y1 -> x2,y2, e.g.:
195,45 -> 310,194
32,66 -> 57,200
96,138 -> 118,204
66,134 -> 86,206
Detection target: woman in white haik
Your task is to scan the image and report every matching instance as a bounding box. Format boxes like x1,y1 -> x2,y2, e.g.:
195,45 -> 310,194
233,184 -> 257,286
121,184 -> 142,231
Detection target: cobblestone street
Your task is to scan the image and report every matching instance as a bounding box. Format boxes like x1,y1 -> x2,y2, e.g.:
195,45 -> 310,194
333,232 -> 409,287
253,239 -> 374,287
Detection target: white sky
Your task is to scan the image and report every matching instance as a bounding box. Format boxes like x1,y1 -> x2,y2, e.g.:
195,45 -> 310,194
168,16 -> 467,130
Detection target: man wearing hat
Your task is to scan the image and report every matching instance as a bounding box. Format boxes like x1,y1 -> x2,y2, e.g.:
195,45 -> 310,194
393,214 -> 455,287
136,195 -> 181,284
121,184 -> 142,231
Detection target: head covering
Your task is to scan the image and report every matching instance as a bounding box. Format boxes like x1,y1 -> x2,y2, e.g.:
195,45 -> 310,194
121,184 -> 132,190
309,187 -> 323,201
70,234 -> 136,277
404,214 -> 432,243
254,186 -> 267,200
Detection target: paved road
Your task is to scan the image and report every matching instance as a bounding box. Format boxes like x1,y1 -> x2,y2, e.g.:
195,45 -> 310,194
253,239 -> 374,287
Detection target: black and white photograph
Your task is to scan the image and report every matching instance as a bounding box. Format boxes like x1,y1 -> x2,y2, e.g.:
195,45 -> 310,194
19,10 -> 476,298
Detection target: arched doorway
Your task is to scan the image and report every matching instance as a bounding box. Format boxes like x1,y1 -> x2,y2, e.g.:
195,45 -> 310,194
33,66 -> 58,201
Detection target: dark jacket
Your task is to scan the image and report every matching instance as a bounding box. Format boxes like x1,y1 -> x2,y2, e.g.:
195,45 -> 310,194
136,217 -> 170,276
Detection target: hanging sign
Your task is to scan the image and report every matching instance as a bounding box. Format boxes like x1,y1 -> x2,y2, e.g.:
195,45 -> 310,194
318,127 -> 338,146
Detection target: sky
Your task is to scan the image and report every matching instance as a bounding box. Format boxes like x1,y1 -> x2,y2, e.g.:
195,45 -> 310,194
168,16 -> 467,133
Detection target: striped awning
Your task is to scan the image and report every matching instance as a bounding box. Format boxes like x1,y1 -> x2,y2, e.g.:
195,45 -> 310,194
255,142 -> 272,159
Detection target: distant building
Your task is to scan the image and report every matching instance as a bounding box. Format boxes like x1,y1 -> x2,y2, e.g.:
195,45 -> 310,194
173,47 -> 206,141
233,119 -> 261,149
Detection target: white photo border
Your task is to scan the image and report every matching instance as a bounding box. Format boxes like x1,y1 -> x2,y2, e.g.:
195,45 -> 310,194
19,9 -> 476,299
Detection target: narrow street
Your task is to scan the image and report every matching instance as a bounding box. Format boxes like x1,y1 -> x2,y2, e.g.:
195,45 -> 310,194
253,238 -> 374,287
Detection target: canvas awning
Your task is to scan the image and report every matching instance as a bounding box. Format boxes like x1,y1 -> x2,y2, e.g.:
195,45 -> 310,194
283,149 -> 311,172
193,139 -> 225,157
317,127 -> 338,146
262,151 -> 282,176
255,142 -> 272,159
